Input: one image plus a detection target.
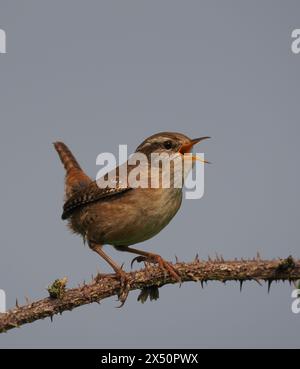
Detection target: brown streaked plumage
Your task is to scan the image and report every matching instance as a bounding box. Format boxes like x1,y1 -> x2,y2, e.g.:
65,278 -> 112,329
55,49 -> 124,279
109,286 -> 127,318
54,132 -> 210,304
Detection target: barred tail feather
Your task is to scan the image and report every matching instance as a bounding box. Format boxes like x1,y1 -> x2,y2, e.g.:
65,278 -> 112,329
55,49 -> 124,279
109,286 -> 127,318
53,141 -> 82,173
53,141 -> 92,199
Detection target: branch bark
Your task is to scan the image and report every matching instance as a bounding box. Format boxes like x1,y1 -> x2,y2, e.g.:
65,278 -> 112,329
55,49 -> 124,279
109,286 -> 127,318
0,256 -> 299,334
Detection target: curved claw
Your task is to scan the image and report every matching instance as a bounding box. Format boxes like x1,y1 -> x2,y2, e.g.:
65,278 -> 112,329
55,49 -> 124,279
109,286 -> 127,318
114,270 -> 130,308
150,255 -> 182,283
131,253 -> 181,283
130,256 -> 148,269
163,263 -> 181,283
94,270 -> 130,307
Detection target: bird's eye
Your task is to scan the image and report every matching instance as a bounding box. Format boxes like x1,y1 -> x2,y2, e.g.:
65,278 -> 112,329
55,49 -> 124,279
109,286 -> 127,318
163,140 -> 173,150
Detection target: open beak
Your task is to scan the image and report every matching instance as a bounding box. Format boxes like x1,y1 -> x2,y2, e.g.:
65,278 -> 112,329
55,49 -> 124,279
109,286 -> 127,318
179,136 -> 211,164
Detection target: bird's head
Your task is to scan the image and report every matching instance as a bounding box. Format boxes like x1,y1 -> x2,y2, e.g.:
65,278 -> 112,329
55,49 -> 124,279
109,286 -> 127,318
135,132 -> 210,163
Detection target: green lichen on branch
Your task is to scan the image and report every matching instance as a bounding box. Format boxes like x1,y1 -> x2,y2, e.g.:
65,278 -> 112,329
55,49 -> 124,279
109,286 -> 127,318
47,277 -> 68,299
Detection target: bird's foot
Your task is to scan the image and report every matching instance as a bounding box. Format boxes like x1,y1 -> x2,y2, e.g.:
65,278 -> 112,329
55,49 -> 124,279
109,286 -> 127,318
113,268 -> 131,307
131,254 -> 181,282
94,268 -> 130,307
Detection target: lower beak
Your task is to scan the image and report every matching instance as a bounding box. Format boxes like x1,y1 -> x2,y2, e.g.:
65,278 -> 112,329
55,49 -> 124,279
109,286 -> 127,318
179,136 -> 211,164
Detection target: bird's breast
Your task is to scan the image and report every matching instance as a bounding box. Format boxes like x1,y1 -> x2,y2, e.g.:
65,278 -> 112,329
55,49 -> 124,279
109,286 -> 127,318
77,187 -> 183,247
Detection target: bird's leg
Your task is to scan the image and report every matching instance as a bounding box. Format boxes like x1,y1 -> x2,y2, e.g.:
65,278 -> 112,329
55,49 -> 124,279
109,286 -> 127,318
115,246 -> 181,282
89,242 -> 130,306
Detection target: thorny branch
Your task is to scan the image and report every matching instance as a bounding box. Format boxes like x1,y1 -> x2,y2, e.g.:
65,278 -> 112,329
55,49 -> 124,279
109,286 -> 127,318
0,256 -> 299,334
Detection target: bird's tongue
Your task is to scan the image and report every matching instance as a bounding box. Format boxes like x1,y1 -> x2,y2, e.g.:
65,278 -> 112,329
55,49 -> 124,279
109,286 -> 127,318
179,139 -> 210,164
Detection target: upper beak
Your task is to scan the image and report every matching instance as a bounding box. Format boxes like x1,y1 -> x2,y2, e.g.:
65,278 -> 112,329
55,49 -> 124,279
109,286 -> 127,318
190,136 -> 211,145
179,136 -> 211,164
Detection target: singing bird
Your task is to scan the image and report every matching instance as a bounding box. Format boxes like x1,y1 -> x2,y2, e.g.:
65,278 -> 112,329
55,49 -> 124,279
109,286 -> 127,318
54,132 -> 209,303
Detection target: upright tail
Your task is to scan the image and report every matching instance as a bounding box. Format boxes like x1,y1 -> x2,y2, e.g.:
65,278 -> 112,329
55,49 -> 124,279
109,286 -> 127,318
53,141 -> 92,199
53,141 -> 82,173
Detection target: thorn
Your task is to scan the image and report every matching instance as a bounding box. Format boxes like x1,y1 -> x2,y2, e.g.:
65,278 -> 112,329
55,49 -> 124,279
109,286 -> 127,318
267,280 -> 272,293
15,299 -> 19,308
208,255 -> 212,262
200,280 -> 204,289
253,278 -> 263,287
175,255 -> 179,263
50,315 -> 53,323
194,253 -> 199,262
240,280 -> 244,292
25,296 -> 30,305
220,255 -> 224,262
256,252 -> 261,261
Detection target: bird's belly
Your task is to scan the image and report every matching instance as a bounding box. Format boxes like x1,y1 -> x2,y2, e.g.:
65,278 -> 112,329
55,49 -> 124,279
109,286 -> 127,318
77,188 -> 182,246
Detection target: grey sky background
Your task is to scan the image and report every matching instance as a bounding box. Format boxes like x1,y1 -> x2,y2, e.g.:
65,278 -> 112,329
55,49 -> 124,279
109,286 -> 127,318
0,0 -> 299,348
